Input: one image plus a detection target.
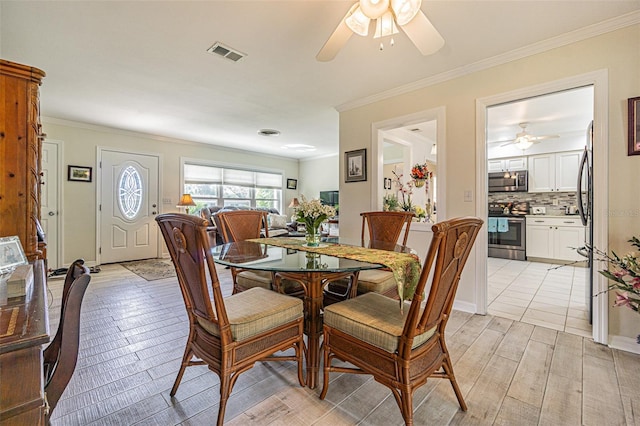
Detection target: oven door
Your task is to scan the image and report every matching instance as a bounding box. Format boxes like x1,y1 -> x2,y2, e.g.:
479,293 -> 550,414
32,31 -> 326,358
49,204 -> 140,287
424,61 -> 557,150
488,217 -> 526,251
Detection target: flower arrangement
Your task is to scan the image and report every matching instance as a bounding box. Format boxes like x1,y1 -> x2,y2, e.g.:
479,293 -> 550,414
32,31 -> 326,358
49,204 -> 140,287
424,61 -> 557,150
383,193 -> 399,211
597,236 -> 640,343
410,162 -> 431,180
294,196 -> 336,246
391,170 -> 414,212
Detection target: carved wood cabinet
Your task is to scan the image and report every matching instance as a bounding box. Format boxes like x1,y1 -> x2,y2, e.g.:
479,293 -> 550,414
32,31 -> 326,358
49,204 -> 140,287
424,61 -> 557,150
0,59 -> 46,261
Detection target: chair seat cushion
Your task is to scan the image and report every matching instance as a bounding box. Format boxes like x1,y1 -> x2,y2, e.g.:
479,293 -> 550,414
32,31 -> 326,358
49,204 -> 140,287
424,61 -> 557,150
197,287 -> 303,342
237,270 -> 272,290
324,292 -> 436,353
356,269 -> 397,294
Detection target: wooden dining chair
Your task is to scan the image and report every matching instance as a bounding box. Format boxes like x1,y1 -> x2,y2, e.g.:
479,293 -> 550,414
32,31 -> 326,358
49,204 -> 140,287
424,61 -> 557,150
43,258 -> 91,421
215,210 -> 273,294
155,213 -> 305,426
323,211 -> 415,304
216,210 -> 303,296
320,217 -> 483,426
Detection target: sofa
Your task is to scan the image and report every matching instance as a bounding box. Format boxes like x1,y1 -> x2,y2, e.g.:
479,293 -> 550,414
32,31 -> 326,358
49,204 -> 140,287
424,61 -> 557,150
199,205 -> 293,246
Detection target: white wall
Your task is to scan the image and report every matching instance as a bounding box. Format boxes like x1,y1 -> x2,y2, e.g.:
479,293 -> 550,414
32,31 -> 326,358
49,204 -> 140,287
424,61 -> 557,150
297,154 -> 339,211
338,25 -> 640,342
42,119 -> 300,265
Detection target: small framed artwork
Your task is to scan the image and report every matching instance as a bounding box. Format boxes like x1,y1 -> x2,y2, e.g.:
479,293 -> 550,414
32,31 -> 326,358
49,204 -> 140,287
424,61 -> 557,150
286,178 -> 298,190
628,96 -> 640,156
383,177 -> 392,190
345,148 -> 367,183
0,236 -> 28,274
68,165 -> 93,182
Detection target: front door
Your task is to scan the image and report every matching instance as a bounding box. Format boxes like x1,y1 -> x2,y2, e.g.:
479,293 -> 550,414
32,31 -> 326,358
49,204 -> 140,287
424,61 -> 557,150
99,149 -> 160,263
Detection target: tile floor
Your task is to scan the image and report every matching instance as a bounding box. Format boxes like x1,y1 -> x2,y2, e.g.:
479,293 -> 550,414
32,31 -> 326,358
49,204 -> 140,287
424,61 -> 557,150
487,257 -> 593,338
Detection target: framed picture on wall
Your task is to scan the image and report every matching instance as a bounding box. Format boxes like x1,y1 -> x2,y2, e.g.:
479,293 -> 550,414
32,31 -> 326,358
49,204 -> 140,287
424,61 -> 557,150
345,148 -> 367,183
68,165 -> 93,182
628,96 -> 640,156
286,178 -> 298,190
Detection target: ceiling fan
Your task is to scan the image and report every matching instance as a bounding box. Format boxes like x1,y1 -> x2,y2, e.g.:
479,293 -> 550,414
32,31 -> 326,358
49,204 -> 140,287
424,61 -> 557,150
316,0 -> 444,62
499,122 -> 559,150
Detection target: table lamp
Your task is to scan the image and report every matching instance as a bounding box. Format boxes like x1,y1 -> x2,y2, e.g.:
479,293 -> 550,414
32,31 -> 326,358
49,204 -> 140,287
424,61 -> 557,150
177,194 -> 196,214
288,197 -> 300,222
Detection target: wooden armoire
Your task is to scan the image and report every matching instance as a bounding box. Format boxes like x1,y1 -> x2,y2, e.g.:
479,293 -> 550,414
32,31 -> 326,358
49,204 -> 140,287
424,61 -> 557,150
0,59 -> 46,262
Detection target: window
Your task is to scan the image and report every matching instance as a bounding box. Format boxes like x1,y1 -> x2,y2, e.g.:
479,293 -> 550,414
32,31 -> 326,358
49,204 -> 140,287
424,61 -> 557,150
184,163 -> 283,212
118,165 -> 143,219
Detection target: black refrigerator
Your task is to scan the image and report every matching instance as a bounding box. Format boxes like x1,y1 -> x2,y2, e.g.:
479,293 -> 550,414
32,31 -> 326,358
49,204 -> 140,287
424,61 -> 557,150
577,121 -> 594,323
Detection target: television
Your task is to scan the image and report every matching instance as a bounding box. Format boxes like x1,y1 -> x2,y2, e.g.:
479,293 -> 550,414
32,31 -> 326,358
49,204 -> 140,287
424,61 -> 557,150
319,190 -> 339,207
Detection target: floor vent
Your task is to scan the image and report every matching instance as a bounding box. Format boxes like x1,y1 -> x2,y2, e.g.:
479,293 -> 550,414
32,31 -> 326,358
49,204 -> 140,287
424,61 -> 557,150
206,42 -> 246,62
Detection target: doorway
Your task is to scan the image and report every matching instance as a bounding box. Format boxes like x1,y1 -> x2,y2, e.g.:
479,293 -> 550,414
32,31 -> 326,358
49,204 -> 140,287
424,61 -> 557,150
41,141 -> 62,269
98,149 -> 160,264
475,70 -> 609,344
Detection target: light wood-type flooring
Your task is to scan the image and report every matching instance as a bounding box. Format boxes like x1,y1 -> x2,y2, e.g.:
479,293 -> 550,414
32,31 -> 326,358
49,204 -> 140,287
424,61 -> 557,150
47,262 -> 640,425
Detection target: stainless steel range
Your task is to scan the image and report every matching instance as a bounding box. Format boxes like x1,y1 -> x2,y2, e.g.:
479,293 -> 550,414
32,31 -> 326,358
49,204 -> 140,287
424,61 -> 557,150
488,202 -> 528,261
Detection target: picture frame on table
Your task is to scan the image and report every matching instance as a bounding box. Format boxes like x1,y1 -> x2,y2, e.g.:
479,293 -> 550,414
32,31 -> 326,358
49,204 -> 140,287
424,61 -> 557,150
68,165 -> 93,182
345,148 -> 367,183
286,178 -> 298,190
0,236 -> 28,274
628,96 -> 640,156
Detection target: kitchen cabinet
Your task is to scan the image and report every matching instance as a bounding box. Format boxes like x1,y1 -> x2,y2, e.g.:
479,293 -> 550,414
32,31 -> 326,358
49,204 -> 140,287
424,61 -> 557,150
526,216 -> 585,262
528,151 -> 582,193
487,156 -> 527,173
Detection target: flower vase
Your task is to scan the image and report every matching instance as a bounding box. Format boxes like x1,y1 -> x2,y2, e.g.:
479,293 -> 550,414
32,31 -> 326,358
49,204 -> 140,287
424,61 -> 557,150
305,227 -> 321,247
414,178 -> 425,188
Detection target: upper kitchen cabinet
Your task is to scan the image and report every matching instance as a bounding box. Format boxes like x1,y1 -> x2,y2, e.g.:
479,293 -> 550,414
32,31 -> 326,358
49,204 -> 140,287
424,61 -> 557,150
0,59 -> 46,261
528,151 -> 582,193
487,156 -> 527,173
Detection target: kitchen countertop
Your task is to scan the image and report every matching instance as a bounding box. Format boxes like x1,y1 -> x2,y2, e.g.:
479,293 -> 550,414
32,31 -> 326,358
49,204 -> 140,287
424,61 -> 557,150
525,214 -> 582,218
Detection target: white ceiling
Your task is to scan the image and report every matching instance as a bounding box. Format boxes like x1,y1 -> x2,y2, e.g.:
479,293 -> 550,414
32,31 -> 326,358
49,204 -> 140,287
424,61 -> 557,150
1,1 -> 638,159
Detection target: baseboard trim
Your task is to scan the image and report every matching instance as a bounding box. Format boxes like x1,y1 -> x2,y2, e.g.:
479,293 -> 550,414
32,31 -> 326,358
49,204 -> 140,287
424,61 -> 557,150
609,335 -> 640,354
453,299 -> 477,314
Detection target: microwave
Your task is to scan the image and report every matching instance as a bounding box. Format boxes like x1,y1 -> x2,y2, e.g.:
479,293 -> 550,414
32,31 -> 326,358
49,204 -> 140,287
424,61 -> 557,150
488,171 -> 528,192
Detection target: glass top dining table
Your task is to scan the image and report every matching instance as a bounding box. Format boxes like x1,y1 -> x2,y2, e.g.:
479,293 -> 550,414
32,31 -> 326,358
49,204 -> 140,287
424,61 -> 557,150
211,237 -> 416,389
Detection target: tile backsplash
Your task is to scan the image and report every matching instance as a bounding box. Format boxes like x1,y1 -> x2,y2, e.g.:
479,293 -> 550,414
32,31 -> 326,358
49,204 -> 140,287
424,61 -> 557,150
488,191 -> 580,215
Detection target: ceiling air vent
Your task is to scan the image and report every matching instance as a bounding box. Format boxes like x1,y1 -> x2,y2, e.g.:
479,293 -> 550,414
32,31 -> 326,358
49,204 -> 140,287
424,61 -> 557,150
206,42 -> 246,62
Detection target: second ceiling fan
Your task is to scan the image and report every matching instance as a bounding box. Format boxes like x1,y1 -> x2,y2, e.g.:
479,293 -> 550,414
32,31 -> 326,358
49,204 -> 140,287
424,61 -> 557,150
500,122 -> 559,150
316,0 -> 444,62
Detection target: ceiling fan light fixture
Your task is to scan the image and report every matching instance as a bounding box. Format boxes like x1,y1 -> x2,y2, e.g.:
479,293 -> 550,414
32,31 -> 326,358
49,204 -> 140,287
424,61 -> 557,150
360,0 -> 390,19
514,136 -> 533,150
345,6 -> 370,36
391,0 -> 422,25
374,10 -> 398,39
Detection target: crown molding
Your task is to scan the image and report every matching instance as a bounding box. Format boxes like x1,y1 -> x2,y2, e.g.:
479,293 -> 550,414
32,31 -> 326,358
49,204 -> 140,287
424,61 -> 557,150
337,10 -> 640,112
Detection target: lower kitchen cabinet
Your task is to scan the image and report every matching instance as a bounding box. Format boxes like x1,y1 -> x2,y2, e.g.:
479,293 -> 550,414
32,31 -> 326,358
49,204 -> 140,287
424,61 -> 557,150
526,216 -> 585,262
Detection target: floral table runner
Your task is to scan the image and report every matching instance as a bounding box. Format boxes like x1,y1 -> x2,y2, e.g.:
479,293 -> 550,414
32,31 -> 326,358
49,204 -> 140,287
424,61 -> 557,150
248,237 -> 422,303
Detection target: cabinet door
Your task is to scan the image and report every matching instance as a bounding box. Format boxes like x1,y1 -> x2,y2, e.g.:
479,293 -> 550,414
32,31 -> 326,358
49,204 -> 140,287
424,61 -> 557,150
487,159 -> 505,172
528,154 -> 555,192
526,224 -> 553,258
555,151 -> 581,192
505,157 -> 527,171
554,225 -> 585,261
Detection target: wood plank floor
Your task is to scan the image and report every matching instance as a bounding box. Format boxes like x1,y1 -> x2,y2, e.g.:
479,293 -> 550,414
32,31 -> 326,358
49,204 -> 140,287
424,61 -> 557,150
46,262 -> 640,425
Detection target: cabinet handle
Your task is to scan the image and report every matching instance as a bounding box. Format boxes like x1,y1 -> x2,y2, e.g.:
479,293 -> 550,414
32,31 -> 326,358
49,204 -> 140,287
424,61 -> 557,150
534,220 -> 545,223
563,221 -> 575,224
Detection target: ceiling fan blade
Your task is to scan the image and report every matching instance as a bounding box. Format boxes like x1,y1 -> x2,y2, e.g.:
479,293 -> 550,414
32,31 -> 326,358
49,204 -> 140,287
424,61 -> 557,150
316,9 -> 355,62
499,140 -> 516,147
530,134 -> 560,141
400,10 -> 444,56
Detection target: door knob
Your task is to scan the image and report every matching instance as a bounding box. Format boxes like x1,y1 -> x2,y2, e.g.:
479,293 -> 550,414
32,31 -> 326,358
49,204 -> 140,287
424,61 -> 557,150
48,211 -> 55,216
152,211 -> 157,215
152,204 -> 157,208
